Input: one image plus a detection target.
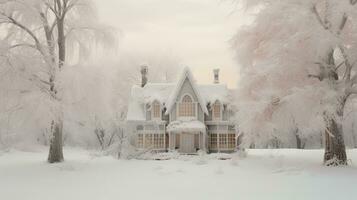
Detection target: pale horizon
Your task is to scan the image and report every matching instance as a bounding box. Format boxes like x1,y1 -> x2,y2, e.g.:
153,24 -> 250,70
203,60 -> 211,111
94,0 -> 245,88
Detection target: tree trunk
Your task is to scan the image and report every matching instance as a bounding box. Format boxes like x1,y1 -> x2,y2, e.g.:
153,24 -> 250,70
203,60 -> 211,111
321,49 -> 348,166
48,14 -> 66,163
57,17 -> 66,69
324,116 -> 347,166
296,134 -> 303,149
48,119 -> 64,163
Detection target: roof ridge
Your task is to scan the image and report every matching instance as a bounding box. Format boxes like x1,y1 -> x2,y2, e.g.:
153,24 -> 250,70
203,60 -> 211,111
165,67 -> 208,115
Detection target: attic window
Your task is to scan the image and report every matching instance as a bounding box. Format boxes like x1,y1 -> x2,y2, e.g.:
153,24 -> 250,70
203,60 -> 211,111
179,95 -> 195,117
152,101 -> 161,119
212,101 -> 221,120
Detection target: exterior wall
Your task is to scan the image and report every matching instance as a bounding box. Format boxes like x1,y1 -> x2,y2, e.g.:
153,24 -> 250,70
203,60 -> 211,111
207,124 -> 236,153
198,107 -> 204,122
170,77 -> 204,122
176,78 -> 199,102
222,106 -> 228,121
204,104 -> 231,122
146,104 -> 151,121
171,105 -> 177,121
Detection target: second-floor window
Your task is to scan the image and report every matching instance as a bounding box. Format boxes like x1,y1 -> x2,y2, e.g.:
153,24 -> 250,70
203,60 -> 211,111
179,95 -> 195,117
212,101 -> 221,120
152,101 -> 161,119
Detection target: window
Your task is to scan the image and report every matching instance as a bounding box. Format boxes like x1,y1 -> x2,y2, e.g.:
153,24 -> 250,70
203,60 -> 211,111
138,133 -> 165,149
228,134 -> 236,149
208,133 -> 236,150
145,134 -> 153,147
153,134 -> 165,149
137,134 -> 144,148
152,101 -> 161,119
209,134 -> 218,149
219,134 -> 227,148
212,101 -> 221,120
179,95 -> 195,117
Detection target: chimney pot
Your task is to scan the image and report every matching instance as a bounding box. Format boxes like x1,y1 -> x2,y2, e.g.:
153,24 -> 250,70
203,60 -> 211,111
213,68 -> 220,84
141,65 -> 148,87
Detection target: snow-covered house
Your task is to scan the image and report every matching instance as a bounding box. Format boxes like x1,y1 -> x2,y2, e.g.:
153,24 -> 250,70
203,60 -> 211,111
126,67 -> 237,154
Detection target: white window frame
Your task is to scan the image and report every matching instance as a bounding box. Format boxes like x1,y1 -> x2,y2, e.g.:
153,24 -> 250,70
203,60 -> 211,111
151,100 -> 161,121
137,133 -> 165,150
212,100 -> 222,121
177,93 -> 197,120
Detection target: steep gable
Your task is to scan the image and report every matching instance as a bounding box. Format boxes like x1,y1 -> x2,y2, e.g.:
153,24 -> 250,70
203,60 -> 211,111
165,67 -> 208,115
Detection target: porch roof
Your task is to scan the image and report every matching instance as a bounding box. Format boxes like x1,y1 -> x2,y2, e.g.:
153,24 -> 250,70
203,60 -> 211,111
167,120 -> 206,133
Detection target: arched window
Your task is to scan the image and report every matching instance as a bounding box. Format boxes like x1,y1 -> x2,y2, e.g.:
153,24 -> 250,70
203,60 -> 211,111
212,101 -> 221,120
152,101 -> 161,119
182,95 -> 193,103
179,94 -> 195,117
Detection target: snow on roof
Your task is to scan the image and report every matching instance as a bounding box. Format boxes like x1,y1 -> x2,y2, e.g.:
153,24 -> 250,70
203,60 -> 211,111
167,120 -> 206,132
142,83 -> 175,105
199,84 -> 229,105
165,67 -> 208,115
126,68 -> 232,121
126,86 -> 145,121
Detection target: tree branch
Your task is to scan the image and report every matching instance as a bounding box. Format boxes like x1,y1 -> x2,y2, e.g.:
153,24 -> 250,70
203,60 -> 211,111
346,86 -> 357,95
339,45 -> 353,82
0,12 -> 46,57
9,43 -> 37,50
308,74 -> 322,81
337,13 -> 348,35
312,4 -> 330,30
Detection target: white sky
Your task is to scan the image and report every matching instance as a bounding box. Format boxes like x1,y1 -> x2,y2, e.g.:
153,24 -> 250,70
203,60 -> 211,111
94,0 -> 244,88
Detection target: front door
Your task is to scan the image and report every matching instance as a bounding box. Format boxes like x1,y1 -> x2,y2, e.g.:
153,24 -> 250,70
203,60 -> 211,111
180,133 -> 195,154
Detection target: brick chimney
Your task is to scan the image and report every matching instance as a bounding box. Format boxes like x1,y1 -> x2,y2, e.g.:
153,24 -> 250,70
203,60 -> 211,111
141,65 -> 148,87
213,68 -> 220,84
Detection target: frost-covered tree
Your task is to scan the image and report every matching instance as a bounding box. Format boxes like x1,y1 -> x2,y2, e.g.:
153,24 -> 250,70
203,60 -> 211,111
0,0 -> 115,162
233,0 -> 357,165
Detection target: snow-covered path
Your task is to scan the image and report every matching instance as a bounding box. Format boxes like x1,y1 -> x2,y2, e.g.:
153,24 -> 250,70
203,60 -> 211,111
1,148 -> 357,200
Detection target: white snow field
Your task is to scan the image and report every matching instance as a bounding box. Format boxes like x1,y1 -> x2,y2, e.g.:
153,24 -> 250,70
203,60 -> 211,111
1,148 -> 357,200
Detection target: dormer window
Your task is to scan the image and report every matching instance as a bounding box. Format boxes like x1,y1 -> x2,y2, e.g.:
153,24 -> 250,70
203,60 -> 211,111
179,94 -> 195,117
152,101 -> 161,119
212,101 -> 221,120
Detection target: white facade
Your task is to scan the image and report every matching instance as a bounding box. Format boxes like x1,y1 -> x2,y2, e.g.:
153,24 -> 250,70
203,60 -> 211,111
126,67 -> 237,154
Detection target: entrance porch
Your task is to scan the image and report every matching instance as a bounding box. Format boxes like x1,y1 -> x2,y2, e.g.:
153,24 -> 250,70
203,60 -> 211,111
167,120 -> 207,154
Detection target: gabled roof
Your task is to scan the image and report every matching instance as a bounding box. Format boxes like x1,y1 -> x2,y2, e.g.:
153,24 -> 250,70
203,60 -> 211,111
165,67 -> 208,115
126,67 -> 232,121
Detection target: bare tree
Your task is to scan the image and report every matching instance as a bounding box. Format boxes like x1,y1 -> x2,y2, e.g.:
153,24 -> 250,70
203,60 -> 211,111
0,0 -> 115,163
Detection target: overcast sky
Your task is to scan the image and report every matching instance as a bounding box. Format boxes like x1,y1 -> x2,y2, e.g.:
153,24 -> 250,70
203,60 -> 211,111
94,0 -> 245,88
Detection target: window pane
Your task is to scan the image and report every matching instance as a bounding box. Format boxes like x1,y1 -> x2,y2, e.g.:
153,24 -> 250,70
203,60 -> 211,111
219,134 -> 227,148
137,134 -> 144,148
209,134 -> 217,149
213,102 -> 221,119
182,95 -> 193,103
153,102 -> 160,118
179,95 -> 195,117
145,134 -> 152,148
179,103 -> 195,117
228,134 -> 236,149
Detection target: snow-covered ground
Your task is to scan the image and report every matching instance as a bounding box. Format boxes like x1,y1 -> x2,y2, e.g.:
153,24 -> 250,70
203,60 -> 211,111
1,148 -> 357,200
